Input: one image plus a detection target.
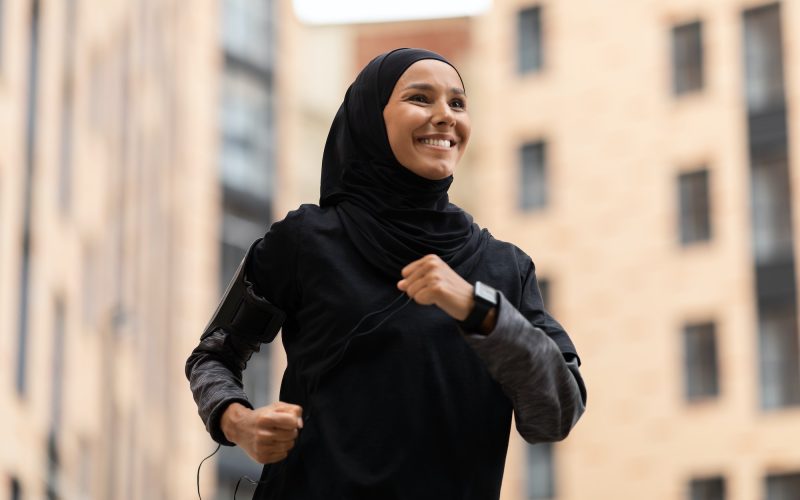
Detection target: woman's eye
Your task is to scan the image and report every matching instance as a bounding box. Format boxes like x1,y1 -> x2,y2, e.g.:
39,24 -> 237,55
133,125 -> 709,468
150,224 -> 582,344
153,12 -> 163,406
450,99 -> 466,109
409,94 -> 429,103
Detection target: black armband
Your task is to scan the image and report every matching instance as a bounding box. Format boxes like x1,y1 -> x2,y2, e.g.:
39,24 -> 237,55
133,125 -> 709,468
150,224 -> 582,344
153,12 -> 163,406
201,239 -> 286,343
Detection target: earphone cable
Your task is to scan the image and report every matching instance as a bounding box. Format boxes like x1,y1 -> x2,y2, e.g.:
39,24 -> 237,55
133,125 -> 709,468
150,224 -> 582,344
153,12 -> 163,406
196,443 -> 221,500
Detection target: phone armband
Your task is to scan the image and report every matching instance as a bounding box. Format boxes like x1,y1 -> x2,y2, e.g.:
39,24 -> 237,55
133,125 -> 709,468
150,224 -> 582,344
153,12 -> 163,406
201,239 -> 286,343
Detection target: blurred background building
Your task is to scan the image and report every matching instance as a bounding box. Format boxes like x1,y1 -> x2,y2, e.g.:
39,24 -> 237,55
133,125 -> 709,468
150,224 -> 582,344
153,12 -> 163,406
1,0 -> 799,499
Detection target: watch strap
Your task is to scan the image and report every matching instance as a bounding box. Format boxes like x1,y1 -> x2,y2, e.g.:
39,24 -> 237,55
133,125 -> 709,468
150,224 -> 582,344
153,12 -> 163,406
460,281 -> 497,331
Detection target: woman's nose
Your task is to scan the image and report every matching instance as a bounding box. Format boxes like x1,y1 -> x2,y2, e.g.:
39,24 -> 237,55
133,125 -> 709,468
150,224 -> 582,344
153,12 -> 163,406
431,100 -> 456,127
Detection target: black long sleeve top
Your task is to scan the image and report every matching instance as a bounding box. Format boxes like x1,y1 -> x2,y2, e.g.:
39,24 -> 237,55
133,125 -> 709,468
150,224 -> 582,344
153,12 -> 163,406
186,204 -> 586,500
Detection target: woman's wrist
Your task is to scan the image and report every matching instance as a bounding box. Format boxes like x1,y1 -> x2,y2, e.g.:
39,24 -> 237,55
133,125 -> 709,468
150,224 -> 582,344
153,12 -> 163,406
220,402 -> 249,444
479,307 -> 498,335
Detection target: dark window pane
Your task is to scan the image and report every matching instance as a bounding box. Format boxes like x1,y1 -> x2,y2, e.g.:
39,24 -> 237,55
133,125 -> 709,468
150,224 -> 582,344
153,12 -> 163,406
46,430 -> 60,500
520,141 -> 547,210
518,6 -> 542,73
527,442 -> 554,499
759,302 -> 800,409
766,472 -> 800,500
752,158 -> 793,263
679,169 -> 711,244
219,67 -> 274,198
684,322 -> 720,400
672,21 -> 704,95
690,476 -> 725,500
51,300 -> 66,429
17,248 -> 31,395
10,477 -> 21,500
744,4 -> 785,114
222,0 -> 274,69
18,0 -> 41,397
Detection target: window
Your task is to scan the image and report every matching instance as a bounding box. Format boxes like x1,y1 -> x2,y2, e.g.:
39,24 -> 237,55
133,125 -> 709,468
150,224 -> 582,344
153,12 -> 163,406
766,472 -> 800,500
518,6 -> 542,73
741,3 -> 797,411
758,302 -> 800,409
19,0 -> 41,396
526,442 -> 554,499
743,4 -> 785,114
520,141 -> 547,210
222,0 -> 274,69
684,322 -> 720,401
678,170 -> 711,245
46,430 -> 60,500
752,158 -> 793,263
10,477 -> 21,500
689,476 -> 725,500
672,21 -> 704,95
51,299 -> 66,428
220,67 -> 274,198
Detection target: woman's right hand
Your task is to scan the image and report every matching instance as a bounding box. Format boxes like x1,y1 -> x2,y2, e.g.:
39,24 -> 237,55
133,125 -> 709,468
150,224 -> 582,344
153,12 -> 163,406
220,401 -> 304,464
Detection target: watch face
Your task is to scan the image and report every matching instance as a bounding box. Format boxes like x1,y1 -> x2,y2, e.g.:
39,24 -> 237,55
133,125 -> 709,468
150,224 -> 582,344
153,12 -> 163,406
475,282 -> 498,304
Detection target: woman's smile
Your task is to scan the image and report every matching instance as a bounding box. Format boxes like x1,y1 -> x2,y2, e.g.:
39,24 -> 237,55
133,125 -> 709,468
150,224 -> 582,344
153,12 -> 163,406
416,135 -> 457,150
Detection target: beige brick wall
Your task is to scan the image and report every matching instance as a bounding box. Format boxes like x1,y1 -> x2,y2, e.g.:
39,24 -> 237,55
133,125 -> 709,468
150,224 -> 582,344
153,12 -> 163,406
0,0 -> 221,498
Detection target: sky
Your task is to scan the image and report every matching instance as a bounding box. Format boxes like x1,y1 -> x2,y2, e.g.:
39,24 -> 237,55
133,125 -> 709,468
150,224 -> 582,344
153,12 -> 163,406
292,0 -> 491,25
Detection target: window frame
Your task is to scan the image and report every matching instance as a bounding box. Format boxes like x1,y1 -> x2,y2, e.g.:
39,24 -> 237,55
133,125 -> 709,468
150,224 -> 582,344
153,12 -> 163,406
671,20 -> 705,96
519,140 -> 548,211
517,5 -> 543,74
678,168 -> 712,245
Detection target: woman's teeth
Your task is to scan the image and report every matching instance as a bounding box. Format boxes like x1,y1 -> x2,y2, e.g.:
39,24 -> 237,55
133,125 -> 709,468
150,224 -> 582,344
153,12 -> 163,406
419,138 -> 452,148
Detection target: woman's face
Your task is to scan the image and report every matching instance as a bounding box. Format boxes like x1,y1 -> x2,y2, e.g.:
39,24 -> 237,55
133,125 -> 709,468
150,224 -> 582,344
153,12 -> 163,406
382,59 -> 471,180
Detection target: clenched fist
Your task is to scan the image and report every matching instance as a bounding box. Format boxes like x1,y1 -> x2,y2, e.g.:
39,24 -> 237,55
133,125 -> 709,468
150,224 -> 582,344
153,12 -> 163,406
397,254 -> 497,334
220,401 -> 304,464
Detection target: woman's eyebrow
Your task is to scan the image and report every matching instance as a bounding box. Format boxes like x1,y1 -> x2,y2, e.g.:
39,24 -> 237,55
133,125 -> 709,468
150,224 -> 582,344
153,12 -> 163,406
402,82 -> 466,95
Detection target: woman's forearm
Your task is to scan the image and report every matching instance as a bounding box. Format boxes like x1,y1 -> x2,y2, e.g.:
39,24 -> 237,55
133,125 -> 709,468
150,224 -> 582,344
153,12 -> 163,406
459,293 -> 586,443
185,329 -> 260,445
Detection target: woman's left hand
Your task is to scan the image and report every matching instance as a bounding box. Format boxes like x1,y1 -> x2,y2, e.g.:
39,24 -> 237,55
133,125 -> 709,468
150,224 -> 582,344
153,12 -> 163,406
397,254 -> 474,321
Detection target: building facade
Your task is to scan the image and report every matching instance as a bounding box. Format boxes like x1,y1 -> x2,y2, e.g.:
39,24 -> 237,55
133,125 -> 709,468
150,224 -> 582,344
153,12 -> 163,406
465,1 -> 800,498
0,0 -> 278,498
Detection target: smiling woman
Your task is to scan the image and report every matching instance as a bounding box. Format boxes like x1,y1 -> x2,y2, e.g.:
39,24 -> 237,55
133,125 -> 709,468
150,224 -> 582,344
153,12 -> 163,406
383,59 -> 471,180
186,48 -> 586,500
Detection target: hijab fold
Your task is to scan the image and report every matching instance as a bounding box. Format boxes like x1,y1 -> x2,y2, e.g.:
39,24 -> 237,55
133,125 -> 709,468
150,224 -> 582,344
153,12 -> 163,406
320,48 -> 488,279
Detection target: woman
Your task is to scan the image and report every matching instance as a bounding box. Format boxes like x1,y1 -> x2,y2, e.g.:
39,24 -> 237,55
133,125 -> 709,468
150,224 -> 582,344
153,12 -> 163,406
186,48 -> 586,499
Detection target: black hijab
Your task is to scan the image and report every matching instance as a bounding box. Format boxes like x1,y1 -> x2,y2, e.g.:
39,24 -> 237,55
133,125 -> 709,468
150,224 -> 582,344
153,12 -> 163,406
320,48 -> 488,279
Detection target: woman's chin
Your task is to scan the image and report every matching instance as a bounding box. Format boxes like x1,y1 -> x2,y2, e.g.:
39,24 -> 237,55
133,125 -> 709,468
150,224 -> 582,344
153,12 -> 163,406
403,162 -> 455,181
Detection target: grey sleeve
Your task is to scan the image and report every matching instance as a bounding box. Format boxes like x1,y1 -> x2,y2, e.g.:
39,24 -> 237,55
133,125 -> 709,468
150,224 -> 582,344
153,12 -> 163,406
185,329 -> 264,445
460,293 -> 586,443
185,215 -> 299,446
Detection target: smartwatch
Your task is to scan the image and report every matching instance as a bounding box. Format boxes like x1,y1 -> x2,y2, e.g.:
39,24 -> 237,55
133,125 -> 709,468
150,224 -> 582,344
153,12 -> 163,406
460,281 -> 498,331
